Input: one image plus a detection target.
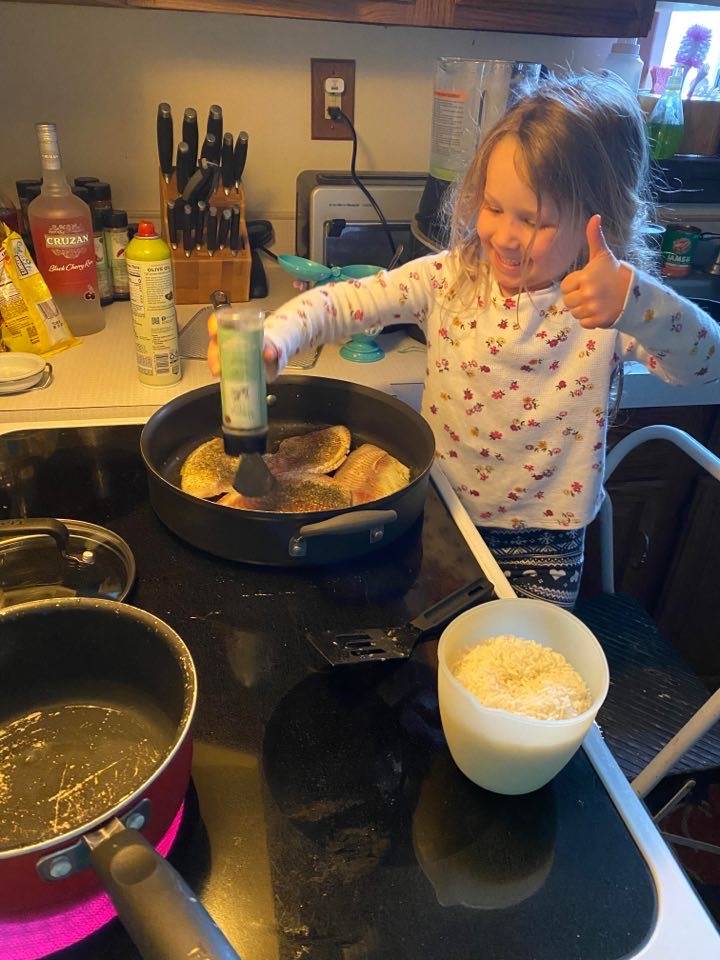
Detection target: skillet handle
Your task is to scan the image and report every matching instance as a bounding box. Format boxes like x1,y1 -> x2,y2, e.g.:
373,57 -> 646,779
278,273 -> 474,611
289,509 -> 397,558
88,821 -> 240,960
0,518 -> 69,552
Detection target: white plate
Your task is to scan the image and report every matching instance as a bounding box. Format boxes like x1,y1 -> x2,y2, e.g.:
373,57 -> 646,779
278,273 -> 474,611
0,353 -> 47,394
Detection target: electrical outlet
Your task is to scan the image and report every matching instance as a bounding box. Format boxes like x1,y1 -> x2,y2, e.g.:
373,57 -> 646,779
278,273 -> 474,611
311,58 -> 355,140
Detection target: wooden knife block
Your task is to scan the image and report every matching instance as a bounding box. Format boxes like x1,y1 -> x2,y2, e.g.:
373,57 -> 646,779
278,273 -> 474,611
159,169 -> 251,305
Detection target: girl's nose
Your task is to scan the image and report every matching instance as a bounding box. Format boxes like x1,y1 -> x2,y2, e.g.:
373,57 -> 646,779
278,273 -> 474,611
494,215 -> 523,250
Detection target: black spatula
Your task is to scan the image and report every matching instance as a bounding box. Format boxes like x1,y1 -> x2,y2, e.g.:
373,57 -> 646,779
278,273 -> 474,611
308,575 -> 496,666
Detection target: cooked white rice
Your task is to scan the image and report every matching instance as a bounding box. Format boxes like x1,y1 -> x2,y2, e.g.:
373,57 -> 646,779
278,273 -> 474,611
452,634 -> 592,721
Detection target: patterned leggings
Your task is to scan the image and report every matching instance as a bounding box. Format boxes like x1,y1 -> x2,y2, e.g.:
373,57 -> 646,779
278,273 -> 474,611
478,526 -> 586,610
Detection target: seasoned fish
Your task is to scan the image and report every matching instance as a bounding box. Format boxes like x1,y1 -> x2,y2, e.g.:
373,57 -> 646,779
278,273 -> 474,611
265,426 -> 351,477
334,444 -> 410,505
218,475 -> 351,513
180,438 -> 238,499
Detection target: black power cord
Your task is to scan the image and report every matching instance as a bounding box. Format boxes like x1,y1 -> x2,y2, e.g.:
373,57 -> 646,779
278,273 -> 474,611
328,106 -> 397,263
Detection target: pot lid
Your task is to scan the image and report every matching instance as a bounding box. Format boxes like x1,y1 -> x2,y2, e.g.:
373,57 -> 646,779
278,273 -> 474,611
0,518 -> 135,609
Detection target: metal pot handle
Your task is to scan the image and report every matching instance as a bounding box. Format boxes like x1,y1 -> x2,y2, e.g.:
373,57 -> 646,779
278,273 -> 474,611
0,518 -> 69,552
87,819 -> 240,960
289,509 -> 398,558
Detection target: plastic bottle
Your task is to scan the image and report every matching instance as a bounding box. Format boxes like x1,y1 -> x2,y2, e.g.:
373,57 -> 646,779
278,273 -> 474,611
647,64 -> 685,160
28,123 -> 105,336
216,306 -> 268,454
601,38 -> 644,92
125,221 -> 180,385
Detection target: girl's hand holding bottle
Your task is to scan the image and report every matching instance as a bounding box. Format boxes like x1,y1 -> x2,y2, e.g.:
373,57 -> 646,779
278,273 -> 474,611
207,310 -> 279,379
207,279 -> 310,377
561,215 -> 632,330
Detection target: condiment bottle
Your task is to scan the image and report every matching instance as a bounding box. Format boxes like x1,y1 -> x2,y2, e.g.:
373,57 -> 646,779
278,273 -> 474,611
104,210 -> 130,301
92,207 -> 114,306
125,221 -> 181,385
28,123 -> 105,336
16,179 -> 42,237
647,64 -> 685,160
87,181 -> 112,215
216,306 -> 268,454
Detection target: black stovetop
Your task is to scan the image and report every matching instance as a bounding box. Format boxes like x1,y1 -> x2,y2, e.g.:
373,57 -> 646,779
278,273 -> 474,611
0,425 -> 656,960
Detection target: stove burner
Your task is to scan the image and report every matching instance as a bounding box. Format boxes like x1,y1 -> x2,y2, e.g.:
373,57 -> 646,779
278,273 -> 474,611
1,802 -> 185,960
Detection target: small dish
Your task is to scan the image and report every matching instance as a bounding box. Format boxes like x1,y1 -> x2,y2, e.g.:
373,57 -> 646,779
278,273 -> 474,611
0,353 -> 47,395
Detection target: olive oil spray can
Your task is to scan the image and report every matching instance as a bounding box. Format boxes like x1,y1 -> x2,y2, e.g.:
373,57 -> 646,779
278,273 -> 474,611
125,221 -> 181,385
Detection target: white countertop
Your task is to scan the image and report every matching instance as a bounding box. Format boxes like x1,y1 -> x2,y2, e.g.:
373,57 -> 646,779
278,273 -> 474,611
2,260 -> 718,424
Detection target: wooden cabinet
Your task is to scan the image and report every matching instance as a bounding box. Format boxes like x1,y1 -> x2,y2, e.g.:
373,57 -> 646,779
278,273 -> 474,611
34,0 -> 656,37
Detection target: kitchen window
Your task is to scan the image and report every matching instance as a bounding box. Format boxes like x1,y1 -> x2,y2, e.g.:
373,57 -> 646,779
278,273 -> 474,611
643,2 -> 720,92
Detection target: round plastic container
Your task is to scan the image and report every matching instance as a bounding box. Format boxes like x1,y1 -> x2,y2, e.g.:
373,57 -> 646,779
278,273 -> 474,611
437,599 -> 609,795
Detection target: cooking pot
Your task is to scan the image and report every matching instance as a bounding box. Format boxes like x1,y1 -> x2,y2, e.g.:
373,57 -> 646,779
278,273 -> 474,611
140,376 -> 435,566
0,598 -> 239,960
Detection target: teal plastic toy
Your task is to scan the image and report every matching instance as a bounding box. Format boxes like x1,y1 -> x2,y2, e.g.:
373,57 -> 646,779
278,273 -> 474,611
276,256 -> 385,362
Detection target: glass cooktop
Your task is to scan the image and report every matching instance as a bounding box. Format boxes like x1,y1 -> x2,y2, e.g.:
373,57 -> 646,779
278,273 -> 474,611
0,425 -> 656,960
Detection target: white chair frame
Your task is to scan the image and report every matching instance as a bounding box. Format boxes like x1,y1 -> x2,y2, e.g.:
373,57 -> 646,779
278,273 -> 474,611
597,425 -> 720,798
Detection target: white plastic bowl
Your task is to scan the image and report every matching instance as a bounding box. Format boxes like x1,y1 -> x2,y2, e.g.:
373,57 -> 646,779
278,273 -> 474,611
437,598 -> 609,795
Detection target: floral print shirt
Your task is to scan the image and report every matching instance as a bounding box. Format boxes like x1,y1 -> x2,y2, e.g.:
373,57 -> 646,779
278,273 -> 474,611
265,250 -> 720,529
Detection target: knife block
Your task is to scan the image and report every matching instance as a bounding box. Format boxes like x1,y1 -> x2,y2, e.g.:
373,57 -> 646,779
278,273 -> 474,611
159,170 -> 251,305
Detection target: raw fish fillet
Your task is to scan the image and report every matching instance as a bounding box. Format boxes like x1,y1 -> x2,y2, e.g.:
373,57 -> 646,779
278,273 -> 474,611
265,426 -> 351,477
218,475 -> 351,513
180,438 -> 238,499
334,444 -> 410,505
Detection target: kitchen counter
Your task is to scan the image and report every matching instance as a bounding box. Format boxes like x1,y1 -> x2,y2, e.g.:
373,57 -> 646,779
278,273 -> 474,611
2,260 -> 719,424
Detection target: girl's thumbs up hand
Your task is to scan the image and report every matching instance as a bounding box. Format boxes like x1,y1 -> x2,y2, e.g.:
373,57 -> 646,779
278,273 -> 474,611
560,214 -> 632,329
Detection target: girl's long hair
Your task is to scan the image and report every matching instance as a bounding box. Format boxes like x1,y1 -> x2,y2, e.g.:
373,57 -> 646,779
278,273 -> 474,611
448,72 -> 656,289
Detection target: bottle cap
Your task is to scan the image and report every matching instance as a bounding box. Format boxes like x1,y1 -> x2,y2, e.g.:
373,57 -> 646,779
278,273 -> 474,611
73,186 -> 91,203
106,210 -> 128,228
25,185 -> 42,202
88,181 -> 112,203
92,207 -> 106,232
611,38 -> 640,55
16,179 -> 42,198
136,221 -> 158,238
74,177 -> 100,187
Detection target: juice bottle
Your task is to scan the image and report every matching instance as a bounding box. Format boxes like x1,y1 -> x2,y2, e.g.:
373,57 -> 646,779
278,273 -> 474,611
647,64 -> 685,161
28,123 -> 105,336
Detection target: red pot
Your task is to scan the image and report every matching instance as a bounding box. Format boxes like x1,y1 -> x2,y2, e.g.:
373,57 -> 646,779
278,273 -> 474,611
0,598 -> 238,960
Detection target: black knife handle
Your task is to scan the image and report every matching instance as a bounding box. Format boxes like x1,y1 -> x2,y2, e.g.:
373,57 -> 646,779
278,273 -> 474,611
196,200 -> 207,249
183,203 -> 194,258
176,142 -> 190,194
207,105 -> 223,145
182,107 -> 198,176
232,131 -> 248,189
206,206 -> 219,255
157,103 -> 173,182
229,205 -> 240,253
218,208 -> 231,249
221,133 -> 234,194
183,159 -> 216,204
410,577 -> 496,638
201,133 -> 219,166
167,200 -> 178,248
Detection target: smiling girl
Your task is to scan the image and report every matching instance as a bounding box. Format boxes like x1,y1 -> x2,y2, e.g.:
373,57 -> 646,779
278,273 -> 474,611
209,74 -> 720,607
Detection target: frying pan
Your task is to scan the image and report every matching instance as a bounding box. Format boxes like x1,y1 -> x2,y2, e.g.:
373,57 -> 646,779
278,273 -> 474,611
140,376 -> 435,566
0,598 -> 239,960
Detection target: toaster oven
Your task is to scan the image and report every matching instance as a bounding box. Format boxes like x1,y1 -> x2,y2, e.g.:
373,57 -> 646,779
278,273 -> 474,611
295,170 -> 429,268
